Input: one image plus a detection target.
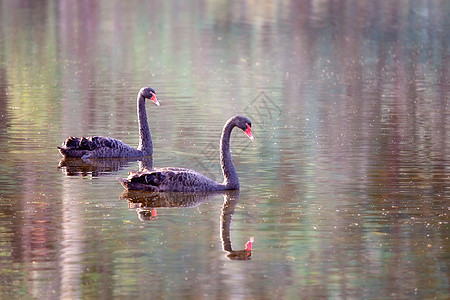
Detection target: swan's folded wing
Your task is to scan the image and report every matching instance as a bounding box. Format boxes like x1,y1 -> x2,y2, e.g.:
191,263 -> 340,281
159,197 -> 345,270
61,136 -> 129,150
124,168 -> 221,192
129,170 -> 167,186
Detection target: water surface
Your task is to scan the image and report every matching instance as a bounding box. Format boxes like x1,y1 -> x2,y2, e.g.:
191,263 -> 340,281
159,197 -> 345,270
0,1 -> 449,299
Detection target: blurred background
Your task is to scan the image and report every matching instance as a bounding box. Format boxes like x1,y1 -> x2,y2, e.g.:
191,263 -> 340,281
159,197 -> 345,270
0,0 -> 448,299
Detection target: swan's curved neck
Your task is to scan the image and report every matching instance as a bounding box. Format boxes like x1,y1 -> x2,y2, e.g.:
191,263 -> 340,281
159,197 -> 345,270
220,120 -> 239,189
137,95 -> 152,155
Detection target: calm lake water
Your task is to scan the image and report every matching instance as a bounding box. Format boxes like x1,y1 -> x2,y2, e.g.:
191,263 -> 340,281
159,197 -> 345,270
0,0 -> 449,299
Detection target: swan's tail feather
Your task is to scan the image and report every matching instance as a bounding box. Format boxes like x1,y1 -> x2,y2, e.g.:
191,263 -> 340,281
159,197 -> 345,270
57,147 -> 66,156
117,177 -> 158,191
117,177 -> 135,190
57,146 -> 87,158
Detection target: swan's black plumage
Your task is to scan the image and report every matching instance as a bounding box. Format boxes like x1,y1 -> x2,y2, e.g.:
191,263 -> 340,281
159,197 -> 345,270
117,115 -> 254,192
58,87 -> 159,158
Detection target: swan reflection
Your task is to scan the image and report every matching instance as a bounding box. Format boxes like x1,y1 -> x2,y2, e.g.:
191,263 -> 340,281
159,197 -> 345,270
58,156 -> 153,177
220,191 -> 254,260
120,189 -> 219,209
120,190 -> 254,260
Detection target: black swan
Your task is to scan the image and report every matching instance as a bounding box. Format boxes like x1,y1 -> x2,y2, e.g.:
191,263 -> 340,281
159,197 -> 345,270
57,87 -> 159,159
117,115 -> 254,191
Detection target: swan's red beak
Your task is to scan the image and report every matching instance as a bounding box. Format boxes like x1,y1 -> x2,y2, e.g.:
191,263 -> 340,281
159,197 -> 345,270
245,123 -> 254,141
151,93 -> 160,106
245,236 -> 254,251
